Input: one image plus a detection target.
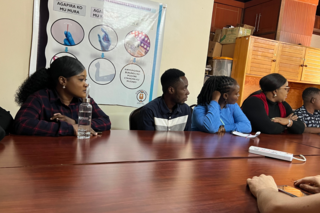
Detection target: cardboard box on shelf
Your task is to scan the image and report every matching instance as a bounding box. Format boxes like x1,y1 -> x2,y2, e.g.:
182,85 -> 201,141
221,44 -> 236,58
237,24 -> 255,34
207,42 -> 222,58
220,25 -> 254,44
213,29 -> 221,42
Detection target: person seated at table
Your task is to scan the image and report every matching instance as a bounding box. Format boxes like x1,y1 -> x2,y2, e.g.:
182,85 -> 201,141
295,87 -> 320,134
0,107 -> 13,141
138,68 -> 191,131
14,56 -> 111,137
242,73 -> 305,134
247,174 -> 320,213
191,76 -> 251,133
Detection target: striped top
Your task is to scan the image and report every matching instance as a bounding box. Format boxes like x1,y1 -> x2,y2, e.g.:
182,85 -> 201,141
138,96 -> 192,131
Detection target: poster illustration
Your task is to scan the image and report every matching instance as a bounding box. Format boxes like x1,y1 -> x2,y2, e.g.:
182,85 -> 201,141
30,0 -> 166,107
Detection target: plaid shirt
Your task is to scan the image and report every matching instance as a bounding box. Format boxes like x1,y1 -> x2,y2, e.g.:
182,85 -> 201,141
14,89 -> 111,136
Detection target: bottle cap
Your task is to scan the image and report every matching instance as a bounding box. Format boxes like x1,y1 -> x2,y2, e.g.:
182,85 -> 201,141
82,98 -> 91,103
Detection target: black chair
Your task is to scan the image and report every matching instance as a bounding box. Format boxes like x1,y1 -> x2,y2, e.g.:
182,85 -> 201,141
190,104 -> 197,114
129,106 -> 144,130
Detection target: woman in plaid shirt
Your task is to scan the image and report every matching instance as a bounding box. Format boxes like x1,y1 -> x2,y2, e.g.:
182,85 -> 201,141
14,56 -> 111,137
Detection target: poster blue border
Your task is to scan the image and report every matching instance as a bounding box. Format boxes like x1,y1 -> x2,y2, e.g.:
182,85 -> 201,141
149,4 -> 163,102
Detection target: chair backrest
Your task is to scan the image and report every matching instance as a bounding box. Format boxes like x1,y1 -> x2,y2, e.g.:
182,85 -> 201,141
190,104 -> 197,114
129,106 -> 144,130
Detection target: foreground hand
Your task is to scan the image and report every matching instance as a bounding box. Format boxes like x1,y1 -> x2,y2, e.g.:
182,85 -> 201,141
294,175 -> 320,194
247,174 -> 278,198
51,113 -> 76,125
212,90 -> 221,102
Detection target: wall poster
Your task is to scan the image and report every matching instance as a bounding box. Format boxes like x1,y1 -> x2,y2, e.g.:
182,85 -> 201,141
30,0 -> 166,107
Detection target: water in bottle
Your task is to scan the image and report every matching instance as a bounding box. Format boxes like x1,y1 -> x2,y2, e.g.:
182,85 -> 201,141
78,109 -> 92,139
78,86 -> 92,139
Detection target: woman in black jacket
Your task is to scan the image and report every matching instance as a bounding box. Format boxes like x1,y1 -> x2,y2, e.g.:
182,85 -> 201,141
241,73 -> 305,134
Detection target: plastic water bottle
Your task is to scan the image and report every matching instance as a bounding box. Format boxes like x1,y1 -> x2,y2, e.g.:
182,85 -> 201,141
78,98 -> 92,139
78,86 -> 92,139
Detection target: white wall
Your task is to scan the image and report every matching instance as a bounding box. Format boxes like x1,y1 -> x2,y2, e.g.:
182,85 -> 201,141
0,0 -> 214,130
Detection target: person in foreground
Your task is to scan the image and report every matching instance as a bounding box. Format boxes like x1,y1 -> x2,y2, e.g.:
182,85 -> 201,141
295,87 -> 320,134
192,76 -> 251,133
138,68 -> 191,131
14,56 -> 111,137
242,73 -> 305,134
247,174 -> 320,213
0,107 -> 13,141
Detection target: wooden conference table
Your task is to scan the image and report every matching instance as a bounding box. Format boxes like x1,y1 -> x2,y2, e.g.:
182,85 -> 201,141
0,130 -> 320,212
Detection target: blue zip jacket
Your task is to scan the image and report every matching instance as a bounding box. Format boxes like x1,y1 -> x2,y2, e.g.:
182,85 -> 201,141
191,101 -> 251,133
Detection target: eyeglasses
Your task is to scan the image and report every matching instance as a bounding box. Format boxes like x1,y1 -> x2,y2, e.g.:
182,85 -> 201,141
280,86 -> 290,92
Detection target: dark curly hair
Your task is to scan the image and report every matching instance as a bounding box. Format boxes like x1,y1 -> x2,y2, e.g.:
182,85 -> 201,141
197,76 -> 237,106
15,56 -> 85,105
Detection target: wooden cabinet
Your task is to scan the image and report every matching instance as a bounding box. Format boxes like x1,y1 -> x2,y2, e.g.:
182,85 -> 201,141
211,3 -> 242,32
277,0 -> 317,46
301,48 -> 320,83
231,36 -> 320,108
243,0 -> 281,38
242,0 -> 317,46
247,37 -> 278,76
242,5 -> 259,33
258,0 -> 281,35
275,43 -> 305,81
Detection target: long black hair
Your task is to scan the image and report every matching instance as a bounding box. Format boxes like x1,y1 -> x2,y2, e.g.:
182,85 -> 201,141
15,56 -> 85,105
197,76 -> 237,105
250,73 -> 287,96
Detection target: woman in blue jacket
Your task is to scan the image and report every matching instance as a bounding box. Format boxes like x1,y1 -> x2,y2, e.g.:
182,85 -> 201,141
192,76 -> 251,133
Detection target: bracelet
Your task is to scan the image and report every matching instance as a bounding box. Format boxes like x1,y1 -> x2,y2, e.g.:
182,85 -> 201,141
287,119 -> 292,127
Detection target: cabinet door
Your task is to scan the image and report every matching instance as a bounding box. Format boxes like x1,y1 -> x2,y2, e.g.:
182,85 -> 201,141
275,43 -> 305,81
301,48 -> 320,83
278,0 -> 316,46
211,3 -> 242,32
247,37 -> 279,76
243,5 -> 260,34
256,0 -> 281,35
